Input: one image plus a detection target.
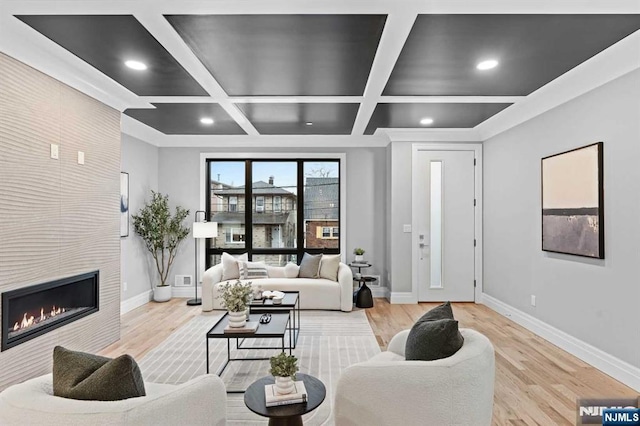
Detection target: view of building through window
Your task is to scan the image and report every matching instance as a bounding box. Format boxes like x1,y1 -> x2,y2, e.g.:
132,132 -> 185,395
206,159 -> 340,267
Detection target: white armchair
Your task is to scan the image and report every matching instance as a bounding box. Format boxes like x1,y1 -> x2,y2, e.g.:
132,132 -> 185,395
0,374 -> 227,426
334,328 -> 495,426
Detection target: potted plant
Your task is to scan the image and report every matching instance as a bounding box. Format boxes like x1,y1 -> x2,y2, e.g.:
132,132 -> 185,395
269,352 -> 299,395
217,280 -> 253,328
353,247 -> 365,263
132,191 -> 190,302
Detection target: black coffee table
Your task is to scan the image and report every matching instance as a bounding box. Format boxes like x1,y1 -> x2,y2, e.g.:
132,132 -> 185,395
244,373 -> 326,426
250,291 -> 300,349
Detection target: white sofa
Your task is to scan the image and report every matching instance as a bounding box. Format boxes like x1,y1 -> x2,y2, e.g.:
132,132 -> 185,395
0,374 -> 226,426
334,328 -> 495,426
202,262 -> 353,312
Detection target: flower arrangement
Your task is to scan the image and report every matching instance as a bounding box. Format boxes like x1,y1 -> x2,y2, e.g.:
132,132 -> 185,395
269,352 -> 298,379
217,280 -> 253,312
353,247 -> 365,256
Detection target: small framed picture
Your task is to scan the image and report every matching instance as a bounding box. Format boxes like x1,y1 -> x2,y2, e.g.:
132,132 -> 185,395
120,172 -> 129,237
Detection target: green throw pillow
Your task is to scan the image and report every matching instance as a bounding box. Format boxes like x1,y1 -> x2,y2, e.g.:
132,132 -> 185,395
53,346 -> 146,401
405,302 -> 464,361
298,252 -> 322,278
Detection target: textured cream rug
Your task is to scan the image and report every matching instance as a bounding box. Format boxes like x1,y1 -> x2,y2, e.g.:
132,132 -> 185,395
139,310 -> 380,425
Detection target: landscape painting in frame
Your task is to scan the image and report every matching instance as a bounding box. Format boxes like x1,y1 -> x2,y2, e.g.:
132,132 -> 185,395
541,142 -> 604,259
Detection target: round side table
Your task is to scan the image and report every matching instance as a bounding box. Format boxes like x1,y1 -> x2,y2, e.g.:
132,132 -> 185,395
244,373 -> 326,426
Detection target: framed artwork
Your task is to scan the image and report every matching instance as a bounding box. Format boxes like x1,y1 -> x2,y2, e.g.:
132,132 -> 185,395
541,142 -> 604,259
120,172 -> 129,237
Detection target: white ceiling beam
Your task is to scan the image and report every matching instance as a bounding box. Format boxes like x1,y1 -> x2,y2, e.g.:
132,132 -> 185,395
379,128 -> 482,142
379,96 -> 525,103
3,0 -> 639,15
351,11 -> 417,135
156,134 -> 391,148
138,96 -> 365,104
132,11 -> 259,135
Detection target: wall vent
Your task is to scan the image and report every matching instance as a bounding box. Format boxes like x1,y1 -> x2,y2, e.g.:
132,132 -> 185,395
174,275 -> 192,287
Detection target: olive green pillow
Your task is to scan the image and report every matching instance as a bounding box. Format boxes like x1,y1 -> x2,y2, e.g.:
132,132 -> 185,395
405,302 -> 464,361
53,346 -> 146,401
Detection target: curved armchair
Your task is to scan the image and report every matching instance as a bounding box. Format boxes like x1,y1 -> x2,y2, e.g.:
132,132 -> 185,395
334,328 -> 495,426
0,374 -> 226,426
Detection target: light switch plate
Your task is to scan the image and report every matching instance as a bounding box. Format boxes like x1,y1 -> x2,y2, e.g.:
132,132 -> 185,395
50,144 -> 59,159
403,224 -> 412,233
77,151 -> 85,164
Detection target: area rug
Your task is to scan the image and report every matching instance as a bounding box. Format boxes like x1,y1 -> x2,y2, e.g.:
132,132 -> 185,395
138,310 -> 381,425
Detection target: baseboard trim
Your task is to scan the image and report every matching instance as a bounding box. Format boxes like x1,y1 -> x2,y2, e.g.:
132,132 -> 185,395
171,286 -> 198,298
371,286 -> 389,299
390,291 -> 417,304
481,293 -> 640,392
120,290 -> 152,315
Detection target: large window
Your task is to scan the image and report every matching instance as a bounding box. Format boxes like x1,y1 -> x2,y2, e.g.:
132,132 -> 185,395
206,159 -> 340,267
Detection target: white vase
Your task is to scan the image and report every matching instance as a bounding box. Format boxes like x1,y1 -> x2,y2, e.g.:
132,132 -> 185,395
153,285 -> 172,302
354,255 -> 364,262
274,376 -> 295,395
228,310 -> 247,328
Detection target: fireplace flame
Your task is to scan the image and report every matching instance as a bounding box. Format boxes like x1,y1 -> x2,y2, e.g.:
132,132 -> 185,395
10,305 -> 70,334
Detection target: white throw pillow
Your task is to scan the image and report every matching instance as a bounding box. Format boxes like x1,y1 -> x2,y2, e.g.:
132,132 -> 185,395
319,254 -> 341,281
267,266 -> 287,279
239,261 -> 269,279
284,263 -> 300,278
221,252 -> 248,281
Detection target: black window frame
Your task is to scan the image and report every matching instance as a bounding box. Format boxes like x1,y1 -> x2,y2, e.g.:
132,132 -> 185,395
205,158 -> 341,268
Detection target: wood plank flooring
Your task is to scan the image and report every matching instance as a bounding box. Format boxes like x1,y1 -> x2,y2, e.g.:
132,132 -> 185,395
100,298 -> 637,425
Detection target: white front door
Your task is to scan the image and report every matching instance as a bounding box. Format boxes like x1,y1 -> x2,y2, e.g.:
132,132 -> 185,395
416,150 -> 476,302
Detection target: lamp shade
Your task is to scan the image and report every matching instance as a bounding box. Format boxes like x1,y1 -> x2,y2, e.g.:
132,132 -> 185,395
193,221 -> 218,239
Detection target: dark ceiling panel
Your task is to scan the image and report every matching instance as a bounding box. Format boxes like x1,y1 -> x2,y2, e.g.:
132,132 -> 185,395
237,103 -> 359,135
16,15 -> 207,96
365,103 -> 512,134
384,15 -> 640,96
124,104 -> 246,135
166,15 -> 386,96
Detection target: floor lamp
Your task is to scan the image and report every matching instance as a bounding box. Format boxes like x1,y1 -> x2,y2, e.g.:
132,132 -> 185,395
188,211 -> 218,306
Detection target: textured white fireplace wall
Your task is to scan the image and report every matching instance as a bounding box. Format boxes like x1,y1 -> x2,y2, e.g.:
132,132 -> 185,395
0,52 -> 121,390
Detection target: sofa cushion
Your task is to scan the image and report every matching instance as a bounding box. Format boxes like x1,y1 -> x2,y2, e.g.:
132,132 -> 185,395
405,302 -> 464,361
221,252 -> 248,280
319,254 -> 340,281
52,346 -> 145,401
284,263 -> 300,278
239,260 -> 269,279
298,253 -> 322,278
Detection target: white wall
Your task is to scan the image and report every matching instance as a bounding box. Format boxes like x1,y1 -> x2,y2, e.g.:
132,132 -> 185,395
483,69 -> 640,370
157,146 -> 388,293
120,133 -> 159,304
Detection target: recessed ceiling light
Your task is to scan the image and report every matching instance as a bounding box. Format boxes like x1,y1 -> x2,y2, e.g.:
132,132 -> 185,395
420,117 -> 434,125
305,122 -> 313,126
476,59 -> 499,70
200,117 -> 214,125
124,60 -> 147,71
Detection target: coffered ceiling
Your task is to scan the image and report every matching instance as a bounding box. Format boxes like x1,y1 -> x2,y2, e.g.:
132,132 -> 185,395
2,1 -> 640,140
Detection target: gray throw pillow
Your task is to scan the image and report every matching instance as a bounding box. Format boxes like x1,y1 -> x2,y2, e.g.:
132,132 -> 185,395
53,346 -> 146,401
298,253 -> 322,278
319,254 -> 341,281
405,302 -> 464,361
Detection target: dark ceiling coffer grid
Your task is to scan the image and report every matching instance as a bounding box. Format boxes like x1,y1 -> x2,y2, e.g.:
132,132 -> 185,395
364,103 -> 513,134
165,14 -> 387,96
124,103 -> 247,135
16,15 -> 208,96
236,103 -> 360,135
384,14 -> 640,96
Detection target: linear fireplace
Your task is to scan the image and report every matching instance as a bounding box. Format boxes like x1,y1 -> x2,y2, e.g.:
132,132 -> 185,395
2,271 -> 99,351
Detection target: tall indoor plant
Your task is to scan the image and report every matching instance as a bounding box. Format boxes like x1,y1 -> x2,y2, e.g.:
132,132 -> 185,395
132,191 -> 190,302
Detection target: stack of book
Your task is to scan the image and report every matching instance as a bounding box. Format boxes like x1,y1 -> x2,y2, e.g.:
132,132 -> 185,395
264,381 -> 308,407
224,321 -> 259,333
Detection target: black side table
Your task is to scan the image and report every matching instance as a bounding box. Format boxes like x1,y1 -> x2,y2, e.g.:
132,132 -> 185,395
244,373 -> 326,426
348,262 -> 376,308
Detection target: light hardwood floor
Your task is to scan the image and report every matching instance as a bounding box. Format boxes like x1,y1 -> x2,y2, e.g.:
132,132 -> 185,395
101,298 -> 637,425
